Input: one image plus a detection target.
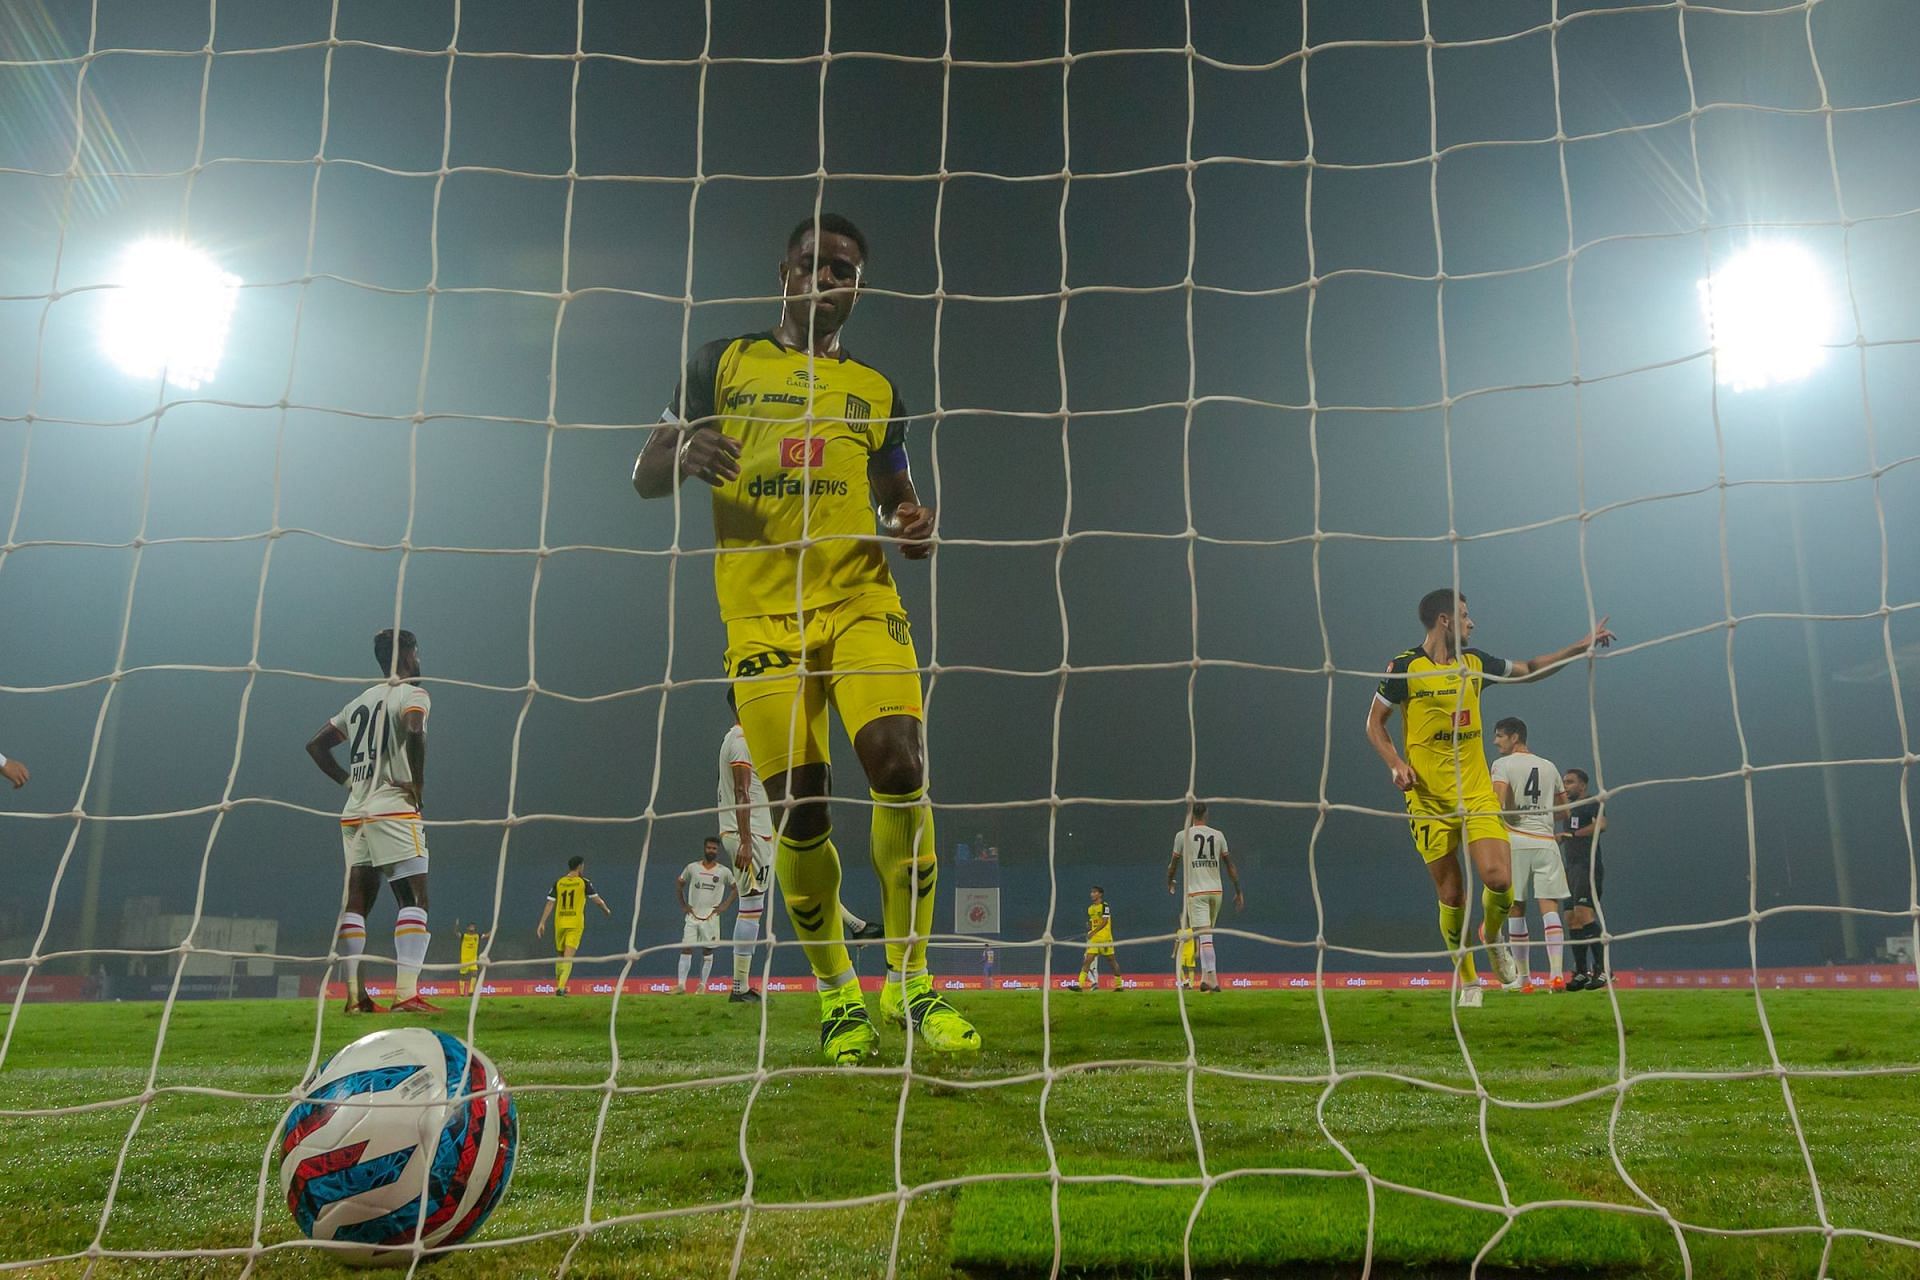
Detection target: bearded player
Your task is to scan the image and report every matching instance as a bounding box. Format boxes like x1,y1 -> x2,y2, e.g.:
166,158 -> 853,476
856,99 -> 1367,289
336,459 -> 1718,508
634,214 -> 977,1063
1365,590 -> 1612,1007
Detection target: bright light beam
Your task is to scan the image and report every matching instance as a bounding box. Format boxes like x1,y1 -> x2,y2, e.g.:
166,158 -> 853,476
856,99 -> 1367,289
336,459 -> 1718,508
97,238 -> 241,391
1697,242 -> 1837,393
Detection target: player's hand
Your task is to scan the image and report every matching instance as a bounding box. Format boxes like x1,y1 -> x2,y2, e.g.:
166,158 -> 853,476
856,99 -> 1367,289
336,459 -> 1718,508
677,427 -> 742,487
1388,759 -> 1416,791
1583,615 -> 1616,652
884,502 -> 936,560
1,758 -> 28,789
1234,892 -> 1245,913
535,921 -> 545,938
734,846 -> 753,872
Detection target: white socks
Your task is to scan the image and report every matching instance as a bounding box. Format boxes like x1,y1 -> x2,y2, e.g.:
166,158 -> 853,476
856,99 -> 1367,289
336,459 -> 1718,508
1542,911 -> 1566,980
699,953 -> 714,988
337,912 -> 367,995
1197,936 -> 1217,986
732,905 -> 762,992
393,907 -> 429,1000
1507,915 -> 1531,980
677,952 -> 693,991
839,904 -> 868,932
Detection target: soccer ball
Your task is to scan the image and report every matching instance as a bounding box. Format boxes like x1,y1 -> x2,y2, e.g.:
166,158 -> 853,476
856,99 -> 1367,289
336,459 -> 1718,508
279,1028 -> 517,1260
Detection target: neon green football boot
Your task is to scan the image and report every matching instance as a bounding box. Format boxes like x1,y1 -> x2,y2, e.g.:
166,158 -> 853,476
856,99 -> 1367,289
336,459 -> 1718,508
818,982 -> 877,1067
879,974 -> 981,1057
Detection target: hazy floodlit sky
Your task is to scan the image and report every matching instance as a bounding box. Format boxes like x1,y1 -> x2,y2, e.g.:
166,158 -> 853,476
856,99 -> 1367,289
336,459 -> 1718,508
2,0 -> 1919,979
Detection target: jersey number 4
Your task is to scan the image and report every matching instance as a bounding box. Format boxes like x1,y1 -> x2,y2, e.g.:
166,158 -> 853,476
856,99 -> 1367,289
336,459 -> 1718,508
1522,768 -> 1541,807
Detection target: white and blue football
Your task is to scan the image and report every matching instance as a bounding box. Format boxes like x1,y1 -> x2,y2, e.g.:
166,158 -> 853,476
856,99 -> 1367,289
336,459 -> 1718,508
278,1028 -> 517,1259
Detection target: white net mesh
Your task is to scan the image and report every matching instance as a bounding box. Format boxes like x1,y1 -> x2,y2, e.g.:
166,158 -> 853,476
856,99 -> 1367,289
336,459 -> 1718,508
2,0 -> 1918,1275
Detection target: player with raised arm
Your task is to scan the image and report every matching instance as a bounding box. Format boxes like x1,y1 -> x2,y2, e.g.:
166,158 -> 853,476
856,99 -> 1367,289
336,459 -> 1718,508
1167,803 -> 1244,993
304,628 -> 438,1015
536,856 -> 610,997
1365,589 -> 1613,1008
1066,886 -> 1122,992
634,213 -> 978,1063
1490,717 -> 1570,992
1560,768 -> 1610,990
719,692 -> 881,1004
678,838 -> 737,994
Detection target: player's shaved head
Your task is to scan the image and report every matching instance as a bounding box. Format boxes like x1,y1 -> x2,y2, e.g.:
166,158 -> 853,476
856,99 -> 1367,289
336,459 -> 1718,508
786,212 -> 868,263
1418,589 -> 1463,630
373,628 -> 417,676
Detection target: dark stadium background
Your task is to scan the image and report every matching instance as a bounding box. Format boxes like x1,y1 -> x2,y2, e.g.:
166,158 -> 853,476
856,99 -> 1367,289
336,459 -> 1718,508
3,0 -> 1918,983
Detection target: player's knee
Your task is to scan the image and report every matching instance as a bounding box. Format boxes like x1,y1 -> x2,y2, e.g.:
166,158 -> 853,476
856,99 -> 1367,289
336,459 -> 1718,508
857,720 -> 925,795
1481,867 -> 1511,894
777,799 -> 831,843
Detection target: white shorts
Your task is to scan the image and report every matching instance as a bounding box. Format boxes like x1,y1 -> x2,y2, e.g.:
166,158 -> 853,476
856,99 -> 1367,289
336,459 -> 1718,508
681,912 -> 722,947
722,831 -> 772,900
1185,891 -> 1222,931
1509,834 -> 1569,903
342,816 -> 429,875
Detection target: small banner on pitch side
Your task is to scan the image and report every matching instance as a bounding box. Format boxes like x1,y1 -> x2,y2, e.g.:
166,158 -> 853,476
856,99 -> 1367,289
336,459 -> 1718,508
955,887 -> 1000,935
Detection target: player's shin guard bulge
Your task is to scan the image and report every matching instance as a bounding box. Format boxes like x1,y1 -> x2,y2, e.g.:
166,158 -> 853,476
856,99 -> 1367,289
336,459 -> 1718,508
870,787 -> 937,976
1437,900 -> 1479,985
775,829 -> 852,983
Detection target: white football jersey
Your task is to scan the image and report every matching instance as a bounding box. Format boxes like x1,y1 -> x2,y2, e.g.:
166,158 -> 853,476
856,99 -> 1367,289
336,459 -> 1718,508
680,860 -> 732,915
1173,824 -> 1228,895
717,725 -> 774,839
1490,750 -> 1563,839
328,683 -> 431,820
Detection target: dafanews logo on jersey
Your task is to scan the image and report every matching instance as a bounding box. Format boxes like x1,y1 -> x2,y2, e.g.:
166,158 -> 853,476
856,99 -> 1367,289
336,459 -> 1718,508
746,437 -> 848,499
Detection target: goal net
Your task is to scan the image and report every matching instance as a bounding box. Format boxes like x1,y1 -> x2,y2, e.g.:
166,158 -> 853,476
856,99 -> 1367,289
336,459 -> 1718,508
2,0 -> 1917,1275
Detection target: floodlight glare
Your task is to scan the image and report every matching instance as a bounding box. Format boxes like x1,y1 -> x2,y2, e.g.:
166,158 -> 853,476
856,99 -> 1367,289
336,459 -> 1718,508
1697,242 -> 1836,393
97,238 -> 242,391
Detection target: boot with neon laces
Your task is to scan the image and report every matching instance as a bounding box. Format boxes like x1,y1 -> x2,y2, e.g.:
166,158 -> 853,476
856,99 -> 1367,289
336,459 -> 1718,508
879,973 -> 981,1056
818,982 -> 877,1067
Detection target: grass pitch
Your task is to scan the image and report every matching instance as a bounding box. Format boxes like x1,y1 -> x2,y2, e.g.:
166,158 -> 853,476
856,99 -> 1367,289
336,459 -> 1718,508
2,986 -> 1917,1278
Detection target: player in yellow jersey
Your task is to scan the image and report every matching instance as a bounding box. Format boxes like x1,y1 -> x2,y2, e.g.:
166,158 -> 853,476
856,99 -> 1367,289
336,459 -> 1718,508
634,213 -> 978,1064
1365,588 -> 1612,1008
1067,886 -> 1122,992
455,921 -> 489,995
535,856 -> 610,997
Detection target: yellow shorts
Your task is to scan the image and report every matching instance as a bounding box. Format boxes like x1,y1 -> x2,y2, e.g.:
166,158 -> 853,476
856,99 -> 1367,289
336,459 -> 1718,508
1084,944 -> 1114,958
459,961 -> 478,976
1406,786 -> 1508,864
554,924 -> 584,953
725,591 -> 923,777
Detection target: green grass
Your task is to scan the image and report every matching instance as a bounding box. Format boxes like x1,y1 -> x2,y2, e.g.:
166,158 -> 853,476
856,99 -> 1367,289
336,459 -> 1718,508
2,989 -> 1917,1278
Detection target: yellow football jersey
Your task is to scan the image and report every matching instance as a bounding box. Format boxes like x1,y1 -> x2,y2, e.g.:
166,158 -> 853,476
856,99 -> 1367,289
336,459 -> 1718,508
1375,645 -> 1512,804
670,332 -> 910,623
548,873 -> 594,926
1087,901 -> 1113,943
458,931 -> 480,963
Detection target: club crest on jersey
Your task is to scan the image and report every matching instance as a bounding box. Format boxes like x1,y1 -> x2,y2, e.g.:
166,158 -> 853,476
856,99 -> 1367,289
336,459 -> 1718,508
844,393 -> 872,422
1454,709 -> 1472,727
885,612 -> 911,646
780,437 -> 826,469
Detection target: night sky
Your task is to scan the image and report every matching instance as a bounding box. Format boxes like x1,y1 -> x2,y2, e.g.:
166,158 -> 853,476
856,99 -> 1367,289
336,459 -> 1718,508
2,0 -> 1918,983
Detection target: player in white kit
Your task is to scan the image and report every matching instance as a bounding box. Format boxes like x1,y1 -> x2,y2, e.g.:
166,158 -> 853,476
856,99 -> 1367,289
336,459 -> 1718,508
718,693 -> 880,1003
1165,802 -> 1245,993
678,838 -> 738,993
1489,717 -> 1570,992
304,629 -> 438,1014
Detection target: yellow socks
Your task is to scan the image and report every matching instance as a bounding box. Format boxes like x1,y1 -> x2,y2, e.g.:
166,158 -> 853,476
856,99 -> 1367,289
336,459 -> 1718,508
1481,883 -> 1515,944
1438,900 -> 1479,984
776,829 -> 852,984
870,787 -> 937,976
555,959 -> 572,991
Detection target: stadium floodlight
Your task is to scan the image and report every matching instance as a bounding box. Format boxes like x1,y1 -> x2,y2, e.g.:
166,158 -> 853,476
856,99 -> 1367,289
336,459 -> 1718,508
1696,241 -> 1837,393
96,238 -> 242,391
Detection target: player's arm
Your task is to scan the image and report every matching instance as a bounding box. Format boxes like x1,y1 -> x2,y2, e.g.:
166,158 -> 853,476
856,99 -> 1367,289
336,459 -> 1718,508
868,401 -> 933,561
677,875 -> 692,915
1505,616 -> 1616,682
305,723 -> 349,787
399,706 -> 427,808
536,894 -> 553,937
719,882 -> 737,915
0,751 -> 28,789
1220,847 -> 1245,911
731,762 -> 757,869
1166,849 -> 1180,895
1492,777 -> 1514,814
633,341 -> 737,497
1365,697 -> 1415,791
591,893 -> 611,917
